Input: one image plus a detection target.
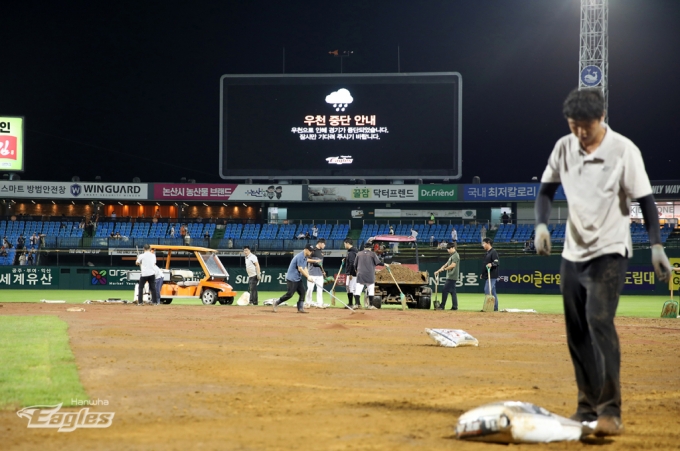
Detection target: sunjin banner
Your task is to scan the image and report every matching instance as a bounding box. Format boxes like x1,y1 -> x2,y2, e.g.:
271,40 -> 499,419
0,181 -> 148,200
153,184 -> 302,202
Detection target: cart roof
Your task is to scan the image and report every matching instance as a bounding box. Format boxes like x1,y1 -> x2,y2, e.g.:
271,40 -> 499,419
150,245 -> 216,253
371,234 -> 416,243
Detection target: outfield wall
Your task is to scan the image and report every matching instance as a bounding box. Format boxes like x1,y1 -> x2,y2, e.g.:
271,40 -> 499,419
3,252 -> 678,295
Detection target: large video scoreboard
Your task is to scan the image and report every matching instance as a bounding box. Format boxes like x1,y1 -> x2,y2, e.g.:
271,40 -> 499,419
220,73 -> 461,180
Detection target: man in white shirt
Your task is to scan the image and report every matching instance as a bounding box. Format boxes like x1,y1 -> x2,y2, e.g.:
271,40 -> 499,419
451,227 -> 458,243
135,244 -> 158,305
534,88 -> 672,438
243,246 -> 261,305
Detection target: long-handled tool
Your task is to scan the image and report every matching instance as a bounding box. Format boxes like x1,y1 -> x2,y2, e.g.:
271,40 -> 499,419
385,264 -> 407,310
327,259 -> 344,307
661,271 -> 679,318
433,273 -> 441,310
312,279 -> 361,314
482,267 -> 495,312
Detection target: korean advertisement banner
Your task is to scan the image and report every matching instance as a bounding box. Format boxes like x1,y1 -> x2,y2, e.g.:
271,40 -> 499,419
153,184 -> 302,202
307,185 -> 418,202
0,117 -> 24,172
0,181 -> 148,200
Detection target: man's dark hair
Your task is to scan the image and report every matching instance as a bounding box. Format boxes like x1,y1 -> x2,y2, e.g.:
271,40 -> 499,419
482,237 -> 493,245
364,242 -> 373,249
344,238 -> 353,245
316,238 -> 326,244
562,88 -> 605,121
447,242 -> 456,250
243,245 -> 250,251
143,243 -> 151,250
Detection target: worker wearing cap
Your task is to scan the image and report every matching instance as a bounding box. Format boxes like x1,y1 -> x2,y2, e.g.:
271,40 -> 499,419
272,245 -> 315,313
353,242 -> 381,309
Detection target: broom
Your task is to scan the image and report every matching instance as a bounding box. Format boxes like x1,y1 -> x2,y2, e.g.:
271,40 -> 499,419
482,267 -> 496,312
433,273 -> 441,310
385,264 -> 407,310
661,274 -> 679,318
327,259 -> 344,307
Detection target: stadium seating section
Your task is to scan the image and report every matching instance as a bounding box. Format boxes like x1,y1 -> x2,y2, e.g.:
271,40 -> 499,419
0,219 -> 675,266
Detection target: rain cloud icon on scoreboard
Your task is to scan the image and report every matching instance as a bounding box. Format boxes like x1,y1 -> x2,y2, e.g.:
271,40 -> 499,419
325,89 -> 353,111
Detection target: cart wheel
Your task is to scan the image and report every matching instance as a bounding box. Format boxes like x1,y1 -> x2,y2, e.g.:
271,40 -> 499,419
201,289 -> 218,305
218,297 -> 234,305
160,298 -> 173,305
370,295 -> 382,309
417,295 -> 431,310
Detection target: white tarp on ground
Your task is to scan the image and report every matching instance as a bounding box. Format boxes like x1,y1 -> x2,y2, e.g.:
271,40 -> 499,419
456,401 -> 592,443
425,329 -> 479,348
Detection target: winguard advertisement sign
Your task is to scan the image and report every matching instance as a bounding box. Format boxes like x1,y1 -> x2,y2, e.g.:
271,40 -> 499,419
0,181 -> 148,200
650,181 -> 680,199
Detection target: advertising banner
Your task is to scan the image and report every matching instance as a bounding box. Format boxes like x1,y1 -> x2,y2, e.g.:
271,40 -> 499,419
0,116 -> 24,172
462,184 -> 567,202
0,181 -> 148,200
308,185 -> 418,202
374,209 -> 476,219
418,185 -> 459,201
153,184 -> 302,202
0,267 -> 57,289
650,181 -> 680,200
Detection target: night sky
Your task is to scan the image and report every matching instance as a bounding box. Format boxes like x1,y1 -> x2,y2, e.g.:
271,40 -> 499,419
3,0 -> 679,184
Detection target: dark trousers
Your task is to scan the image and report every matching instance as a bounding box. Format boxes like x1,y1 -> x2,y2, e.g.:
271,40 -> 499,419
560,254 -> 627,418
155,278 -> 164,304
276,280 -> 307,311
248,276 -> 259,305
440,279 -> 458,310
138,275 -> 157,304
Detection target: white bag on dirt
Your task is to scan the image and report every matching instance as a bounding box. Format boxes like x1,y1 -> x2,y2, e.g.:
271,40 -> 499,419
456,401 -> 592,443
236,292 -> 250,306
425,329 -> 479,348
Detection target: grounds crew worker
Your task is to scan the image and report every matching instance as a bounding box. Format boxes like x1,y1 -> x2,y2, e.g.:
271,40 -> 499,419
305,238 -> 327,308
243,246 -> 261,305
534,88 -> 672,437
343,238 -> 358,308
353,242 -> 381,309
272,244 -> 315,313
434,242 -> 460,310
481,238 -> 499,311
135,244 -> 157,305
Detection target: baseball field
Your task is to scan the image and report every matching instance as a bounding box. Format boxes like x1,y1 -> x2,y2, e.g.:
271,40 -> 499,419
1,290 -> 679,450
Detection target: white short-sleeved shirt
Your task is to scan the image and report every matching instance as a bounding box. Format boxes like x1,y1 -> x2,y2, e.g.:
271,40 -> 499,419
136,251 -> 157,277
153,265 -> 164,280
541,124 -> 652,262
245,253 -> 259,277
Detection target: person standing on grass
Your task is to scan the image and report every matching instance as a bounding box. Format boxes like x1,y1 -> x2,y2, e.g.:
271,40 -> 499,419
343,238 -> 359,308
434,242 -> 459,310
353,242 -> 381,309
481,238 -> 499,311
534,88 -> 672,437
305,238 -> 327,308
243,246 -> 261,305
153,261 -> 164,306
272,245 -> 315,313
135,244 -> 157,305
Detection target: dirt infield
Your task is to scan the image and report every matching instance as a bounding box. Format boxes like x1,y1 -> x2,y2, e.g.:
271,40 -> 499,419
2,303 -> 680,450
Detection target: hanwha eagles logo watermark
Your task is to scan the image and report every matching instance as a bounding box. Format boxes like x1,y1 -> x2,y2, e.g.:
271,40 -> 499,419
16,402 -> 115,432
326,156 -> 353,165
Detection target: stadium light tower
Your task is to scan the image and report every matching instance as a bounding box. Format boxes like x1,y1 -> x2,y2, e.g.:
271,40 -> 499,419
579,0 -> 609,122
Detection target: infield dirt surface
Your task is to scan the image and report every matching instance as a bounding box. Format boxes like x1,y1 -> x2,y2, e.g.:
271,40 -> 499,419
2,302 -> 679,450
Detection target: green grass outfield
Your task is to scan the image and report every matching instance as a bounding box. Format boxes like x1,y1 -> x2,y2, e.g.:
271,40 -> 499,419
0,289 -> 674,318
0,316 -> 88,409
